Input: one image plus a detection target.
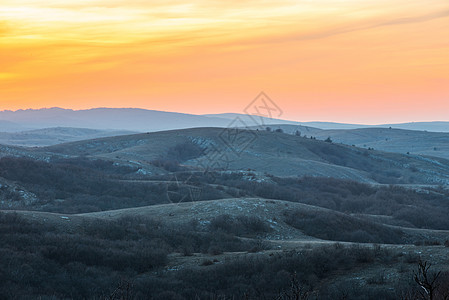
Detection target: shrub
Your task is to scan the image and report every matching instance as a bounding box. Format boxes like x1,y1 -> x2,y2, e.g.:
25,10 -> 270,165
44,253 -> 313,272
209,214 -> 271,237
208,246 -> 223,256
150,159 -> 182,172
200,259 -> 214,266
284,209 -> 404,244
167,141 -> 204,163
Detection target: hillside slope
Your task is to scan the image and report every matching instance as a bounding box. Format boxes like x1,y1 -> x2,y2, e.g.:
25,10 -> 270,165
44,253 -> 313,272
5,197 -> 449,245
42,127 -> 449,185
263,125 -> 449,160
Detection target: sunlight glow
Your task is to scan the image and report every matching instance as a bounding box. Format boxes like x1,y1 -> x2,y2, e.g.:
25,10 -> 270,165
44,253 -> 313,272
1,0 -> 448,122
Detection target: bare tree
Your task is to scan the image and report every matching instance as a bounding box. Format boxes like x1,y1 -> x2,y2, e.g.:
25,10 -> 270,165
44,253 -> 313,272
109,278 -> 133,300
414,260 -> 441,300
275,272 -> 311,300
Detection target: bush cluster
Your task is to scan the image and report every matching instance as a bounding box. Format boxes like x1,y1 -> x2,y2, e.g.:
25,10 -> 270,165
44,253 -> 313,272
283,209 -> 404,244
3,156 -> 449,233
0,209 -> 406,300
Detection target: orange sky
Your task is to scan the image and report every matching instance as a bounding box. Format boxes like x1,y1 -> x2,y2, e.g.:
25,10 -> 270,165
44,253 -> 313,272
0,0 -> 448,123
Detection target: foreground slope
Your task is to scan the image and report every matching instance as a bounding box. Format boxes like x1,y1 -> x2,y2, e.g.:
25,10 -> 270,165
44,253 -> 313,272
6,197 -> 449,245
2,201 -> 449,300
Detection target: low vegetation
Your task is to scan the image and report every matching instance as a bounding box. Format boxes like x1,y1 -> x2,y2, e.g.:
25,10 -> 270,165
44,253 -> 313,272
0,211 -> 438,299
284,209 -> 404,244
2,156 -> 449,233
209,214 -> 272,237
151,141 -> 204,171
1,154 -> 449,299
0,212 -> 266,299
0,156 -> 226,212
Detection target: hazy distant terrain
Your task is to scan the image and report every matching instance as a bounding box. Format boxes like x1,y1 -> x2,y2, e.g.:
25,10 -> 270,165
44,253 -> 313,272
0,127 -> 137,147
2,108 -> 449,134
207,113 -> 449,132
0,120 -> 27,132
0,108 -> 230,132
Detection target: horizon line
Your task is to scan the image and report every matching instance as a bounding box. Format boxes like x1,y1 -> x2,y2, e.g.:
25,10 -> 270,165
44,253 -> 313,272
1,106 -> 449,126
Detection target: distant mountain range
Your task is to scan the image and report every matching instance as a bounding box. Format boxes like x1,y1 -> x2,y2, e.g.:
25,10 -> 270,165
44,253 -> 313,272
2,108 -> 449,133
208,113 -> 449,132
0,108 -> 229,132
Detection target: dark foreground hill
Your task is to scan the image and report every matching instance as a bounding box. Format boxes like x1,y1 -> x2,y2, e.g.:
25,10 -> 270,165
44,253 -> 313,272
1,197 -> 449,299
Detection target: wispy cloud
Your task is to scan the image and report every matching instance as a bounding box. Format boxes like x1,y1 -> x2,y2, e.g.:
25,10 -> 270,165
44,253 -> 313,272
0,0 -> 447,121
246,9 -> 449,45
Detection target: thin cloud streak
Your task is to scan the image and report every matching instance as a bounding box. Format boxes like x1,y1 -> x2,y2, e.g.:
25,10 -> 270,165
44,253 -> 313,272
248,9 -> 449,45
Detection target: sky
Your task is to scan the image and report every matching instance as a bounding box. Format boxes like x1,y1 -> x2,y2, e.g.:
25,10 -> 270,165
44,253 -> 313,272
0,0 -> 448,124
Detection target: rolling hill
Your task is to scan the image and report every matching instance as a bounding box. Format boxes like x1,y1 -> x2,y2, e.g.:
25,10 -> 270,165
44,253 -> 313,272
2,196 -> 449,299
262,125 -> 449,160
34,127 -> 449,185
7,197 -> 449,245
2,126 -> 449,299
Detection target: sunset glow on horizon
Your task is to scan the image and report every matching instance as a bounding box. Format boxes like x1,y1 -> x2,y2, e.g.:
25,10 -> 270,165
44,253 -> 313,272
1,0 -> 448,124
